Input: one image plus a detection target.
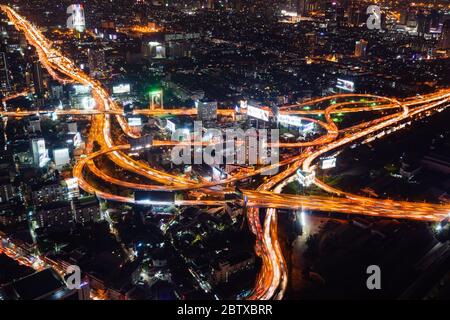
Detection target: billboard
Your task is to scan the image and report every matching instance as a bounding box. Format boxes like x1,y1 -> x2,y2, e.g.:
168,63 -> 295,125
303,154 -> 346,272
321,157 -> 337,169
278,114 -> 302,127
336,79 -> 355,92
128,117 -> 142,127
247,105 -> 270,122
113,84 -> 131,94
135,191 -> 175,205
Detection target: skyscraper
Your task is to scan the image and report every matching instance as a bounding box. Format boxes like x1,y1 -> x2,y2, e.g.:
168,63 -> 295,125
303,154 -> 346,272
0,52 -> 10,92
32,59 -> 45,97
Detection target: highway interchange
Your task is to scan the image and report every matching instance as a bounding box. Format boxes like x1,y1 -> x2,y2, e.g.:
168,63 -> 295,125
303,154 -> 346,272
2,4 -> 450,300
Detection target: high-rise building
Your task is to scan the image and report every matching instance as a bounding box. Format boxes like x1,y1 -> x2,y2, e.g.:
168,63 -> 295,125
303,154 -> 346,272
439,20 -> 450,50
429,9 -> 440,30
417,12 -> 430,36
0,52 -> 10,92
348,2 -> 363,27
305,32 -> 317,55
355,39 -> 368,58
32,60 -> 45,97
335,5 -> 345,25
88,48 -> 107,78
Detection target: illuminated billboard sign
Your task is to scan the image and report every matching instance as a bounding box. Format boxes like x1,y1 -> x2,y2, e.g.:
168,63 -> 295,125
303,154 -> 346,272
135,191 -> 175,205
128,117 -> 142,127
302,122 -> 315,133
113,84 -> 131,94
321,157 -> 337,169
336,79 -> 355,92
278,114 -> 302,127
247,105 -> 270,122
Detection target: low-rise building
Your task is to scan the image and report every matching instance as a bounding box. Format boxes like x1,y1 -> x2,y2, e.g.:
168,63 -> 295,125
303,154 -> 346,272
208,251 -> 255,285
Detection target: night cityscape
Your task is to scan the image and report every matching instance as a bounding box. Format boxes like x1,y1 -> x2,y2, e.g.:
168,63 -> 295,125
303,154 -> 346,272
0,0 -> 450,307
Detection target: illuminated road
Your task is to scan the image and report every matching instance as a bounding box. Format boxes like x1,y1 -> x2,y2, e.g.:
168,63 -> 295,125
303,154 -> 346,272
3,5 -> 450,301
